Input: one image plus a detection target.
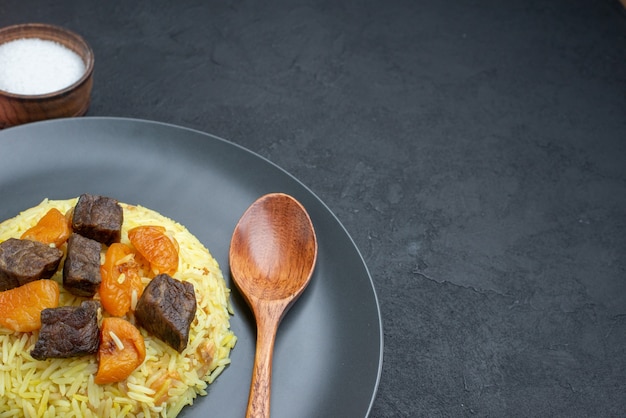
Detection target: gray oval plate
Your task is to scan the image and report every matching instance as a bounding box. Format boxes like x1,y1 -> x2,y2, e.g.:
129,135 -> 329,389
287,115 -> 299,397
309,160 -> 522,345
0,117 -> 382,418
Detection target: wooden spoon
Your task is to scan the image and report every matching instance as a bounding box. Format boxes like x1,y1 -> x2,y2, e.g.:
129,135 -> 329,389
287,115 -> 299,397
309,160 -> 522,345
229,193 -> 318,418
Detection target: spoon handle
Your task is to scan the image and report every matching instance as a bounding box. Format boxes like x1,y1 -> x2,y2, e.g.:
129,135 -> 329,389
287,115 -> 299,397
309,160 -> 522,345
246,303 -> 282,418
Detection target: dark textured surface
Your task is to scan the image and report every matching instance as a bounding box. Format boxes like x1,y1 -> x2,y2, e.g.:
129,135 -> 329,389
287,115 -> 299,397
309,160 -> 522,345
2,0 -> 626,416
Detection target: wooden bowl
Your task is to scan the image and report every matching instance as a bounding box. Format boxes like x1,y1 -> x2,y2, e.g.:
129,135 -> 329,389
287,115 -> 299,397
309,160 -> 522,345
0,23 -> 94,129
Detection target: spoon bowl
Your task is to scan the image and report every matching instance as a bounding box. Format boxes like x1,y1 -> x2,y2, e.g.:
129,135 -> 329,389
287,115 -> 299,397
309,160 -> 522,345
229,193 -> 318,418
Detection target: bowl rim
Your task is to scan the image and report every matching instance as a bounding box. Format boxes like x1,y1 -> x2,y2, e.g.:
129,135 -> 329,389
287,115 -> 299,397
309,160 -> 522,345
0,22 -> 94,99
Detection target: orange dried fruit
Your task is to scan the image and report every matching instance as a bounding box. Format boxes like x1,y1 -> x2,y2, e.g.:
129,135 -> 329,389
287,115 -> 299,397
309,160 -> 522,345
128,225 -> 179,276
95,317 -> 146,384
99,243 -> 144,317
0,280 -> 60,332
21,208 -> 71,248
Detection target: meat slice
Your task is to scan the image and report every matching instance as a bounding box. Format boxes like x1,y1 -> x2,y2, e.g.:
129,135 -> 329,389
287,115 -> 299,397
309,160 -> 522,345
72,194 -> 123,245
135,274 -> 196,352
63,233 -> 102,297
0,238 -> 63,291
31,300 -> 100,360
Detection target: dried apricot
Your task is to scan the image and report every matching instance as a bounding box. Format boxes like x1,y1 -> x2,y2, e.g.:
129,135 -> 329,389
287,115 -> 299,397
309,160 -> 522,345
0,280 -> 60,332
95,317 -> 146,384
21,208 -> 71,248
128,225 -> 179,276
99,243 -> 144,317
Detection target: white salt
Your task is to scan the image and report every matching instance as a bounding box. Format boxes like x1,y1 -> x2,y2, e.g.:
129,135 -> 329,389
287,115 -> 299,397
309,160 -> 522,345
0,38 -> 86,95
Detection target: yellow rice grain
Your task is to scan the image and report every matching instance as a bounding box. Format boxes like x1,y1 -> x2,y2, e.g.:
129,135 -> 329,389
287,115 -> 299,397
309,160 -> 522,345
23,400 -> 37,417
128,390 -> 156,404
109,330 -> 125,350
0,198 -> 236,417
127,381 -> 156,395
38,389 -> 50,417
66,375 -> 84,397
131,289 -> 138,311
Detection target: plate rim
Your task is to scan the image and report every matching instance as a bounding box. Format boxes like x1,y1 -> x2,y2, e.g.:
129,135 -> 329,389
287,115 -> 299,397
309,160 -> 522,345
0,116 -> 384,416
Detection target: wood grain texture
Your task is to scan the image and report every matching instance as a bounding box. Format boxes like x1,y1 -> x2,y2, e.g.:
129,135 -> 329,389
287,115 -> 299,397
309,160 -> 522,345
230,193 -> 317,417
0,23 -> 94,128
2,0 -> 625,415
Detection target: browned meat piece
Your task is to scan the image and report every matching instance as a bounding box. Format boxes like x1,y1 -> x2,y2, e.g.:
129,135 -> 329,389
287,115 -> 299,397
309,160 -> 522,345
71,194 -> 123,245
135,274 -> 197,352
62,233 -> 102,297
31,300 -> 100,360
0,238 -> 63,291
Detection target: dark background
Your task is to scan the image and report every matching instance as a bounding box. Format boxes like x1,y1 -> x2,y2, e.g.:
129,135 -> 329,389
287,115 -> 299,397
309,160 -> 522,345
2,0 -> 625,416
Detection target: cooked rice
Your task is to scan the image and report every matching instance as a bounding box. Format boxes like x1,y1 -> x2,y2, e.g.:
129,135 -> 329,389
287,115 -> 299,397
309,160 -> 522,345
0,198 -> 236,417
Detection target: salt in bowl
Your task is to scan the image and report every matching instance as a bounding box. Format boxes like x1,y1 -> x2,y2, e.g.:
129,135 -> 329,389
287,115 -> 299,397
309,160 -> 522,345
0,23 -> 94,129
